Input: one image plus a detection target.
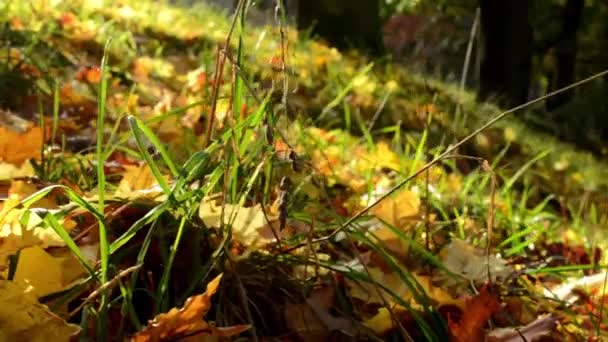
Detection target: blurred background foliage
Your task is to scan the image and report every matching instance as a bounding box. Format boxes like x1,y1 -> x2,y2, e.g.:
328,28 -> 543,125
199,0 -> 608,153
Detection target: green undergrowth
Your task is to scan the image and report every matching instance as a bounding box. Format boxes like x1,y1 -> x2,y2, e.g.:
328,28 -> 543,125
1,0 -> 607,340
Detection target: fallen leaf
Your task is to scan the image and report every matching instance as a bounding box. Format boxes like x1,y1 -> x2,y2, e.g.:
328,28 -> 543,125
346,267 -> 462,310
544,271 -> 608,305
372,189 -> 420,231
487,314 -> 558,342
0,125 -> 46,165
75,65 -> 101,84
198,200 -> 278,255
131,274 -> 250,342
363,306 -> 406,335
9,180 -> 58,208
0,161 -> 35,181
0,199 -> 74,270
284,286 -> 358,341
439,239 -> 512,284
0,280 -> 81,341
114,164 -> 166,200
448,284 -> 501,342
12,245 -> 86,298
371,142 -> 402,171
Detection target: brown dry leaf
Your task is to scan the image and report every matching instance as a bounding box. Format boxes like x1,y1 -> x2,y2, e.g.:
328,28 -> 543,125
372,189 -> 420,231
284,286 -> 358,341
487,314 -> 558,342
0,125 -> 46,165
131,274 -> 250,342
0,280 -> 81,341
439,239 -> 512,284
448,284 -> 501,342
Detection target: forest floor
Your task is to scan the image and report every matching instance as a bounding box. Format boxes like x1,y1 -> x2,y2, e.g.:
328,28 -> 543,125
1,1 -> 608,341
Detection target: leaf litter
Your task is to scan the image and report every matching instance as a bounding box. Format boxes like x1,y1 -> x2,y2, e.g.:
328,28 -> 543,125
0,0 -> 606,341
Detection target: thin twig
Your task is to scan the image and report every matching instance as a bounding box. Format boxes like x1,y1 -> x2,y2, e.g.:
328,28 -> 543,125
460,8 -> 480,91
202,0 -> 247,148
68,264 -> 142,319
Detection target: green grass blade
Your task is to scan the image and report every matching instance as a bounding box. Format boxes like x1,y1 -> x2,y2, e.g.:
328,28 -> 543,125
318,62 -> 374,122
44,213 -> 96,277
156,215 -> 187,313
503,149 -> 551,192
96,41 -> 111,335
127,116 -> 173,195
110,201 -> 170,254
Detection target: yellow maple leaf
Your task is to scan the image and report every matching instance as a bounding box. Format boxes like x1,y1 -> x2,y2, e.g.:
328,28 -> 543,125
0,161 -> 35,181
0,198 -> 74,271
0,280 -> 80,341
12,245 -> 86,298
373,142 -> 402,171
0,125 -> 46,165
198,200 -> 278,256
347,267 -> 462,311
372,189 -> 420,231
115,164 -> 166,200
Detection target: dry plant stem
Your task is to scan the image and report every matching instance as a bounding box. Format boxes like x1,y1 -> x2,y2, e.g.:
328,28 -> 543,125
68,264 -> 142,318
225,247 -> 259,341
368,91 -> 391,131
482,160 -> 496,284
73,203 -> 130,243
259,200 -> 283,250
227,64 -> 243,163
460,7 -> 480,91
308,69 -> 608,246
221,49 -> 295,150
274,0 -> 289,112
202,0 -> 246,149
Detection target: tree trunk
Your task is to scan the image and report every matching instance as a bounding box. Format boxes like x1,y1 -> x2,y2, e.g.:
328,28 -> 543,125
546,0 -> 584,110
297,0 -> 383,54
479,0 -> 532,107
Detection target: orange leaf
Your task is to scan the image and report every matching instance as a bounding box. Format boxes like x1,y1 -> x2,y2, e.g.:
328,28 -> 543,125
448,285 -> 501,342
75,66 -> 101,84
131,274 -> 249,342
58,12 -> 76,28
0,126 -> 46,165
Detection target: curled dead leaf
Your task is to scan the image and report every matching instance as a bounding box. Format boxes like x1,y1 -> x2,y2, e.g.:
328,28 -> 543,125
131,274 -> 250,342
448,284 -> 501,342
